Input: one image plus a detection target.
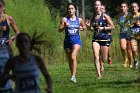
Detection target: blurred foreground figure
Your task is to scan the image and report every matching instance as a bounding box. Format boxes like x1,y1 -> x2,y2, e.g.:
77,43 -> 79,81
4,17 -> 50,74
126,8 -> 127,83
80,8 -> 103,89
0,32 -> 52,93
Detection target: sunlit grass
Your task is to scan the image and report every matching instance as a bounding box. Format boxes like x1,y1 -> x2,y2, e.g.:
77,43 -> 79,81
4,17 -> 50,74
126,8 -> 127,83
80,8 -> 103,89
40,62 -> 140,93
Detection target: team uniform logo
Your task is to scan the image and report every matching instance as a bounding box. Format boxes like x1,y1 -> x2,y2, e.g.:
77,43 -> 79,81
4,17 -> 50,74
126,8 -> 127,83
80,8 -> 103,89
130,27 -> 140,39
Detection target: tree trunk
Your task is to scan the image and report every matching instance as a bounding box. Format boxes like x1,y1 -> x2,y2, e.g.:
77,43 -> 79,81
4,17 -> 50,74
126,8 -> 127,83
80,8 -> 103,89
82,0 -> 85,20
76,5 -> 79,17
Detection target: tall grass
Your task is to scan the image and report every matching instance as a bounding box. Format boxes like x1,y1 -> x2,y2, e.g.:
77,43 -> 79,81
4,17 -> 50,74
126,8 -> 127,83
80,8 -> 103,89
5,0 -> 122,64
5,0 -> 65,64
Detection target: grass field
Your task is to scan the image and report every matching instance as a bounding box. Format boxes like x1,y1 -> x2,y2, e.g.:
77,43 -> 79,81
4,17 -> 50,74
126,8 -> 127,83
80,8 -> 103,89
40,62 -> 140,93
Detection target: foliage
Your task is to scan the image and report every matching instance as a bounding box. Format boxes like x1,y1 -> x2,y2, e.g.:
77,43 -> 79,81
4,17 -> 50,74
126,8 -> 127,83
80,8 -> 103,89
44,0 -> 140,19
113,15 -> 131,35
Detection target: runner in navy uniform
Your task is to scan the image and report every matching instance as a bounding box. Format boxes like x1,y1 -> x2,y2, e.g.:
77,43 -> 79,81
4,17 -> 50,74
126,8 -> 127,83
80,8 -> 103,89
0,0 -> 19,46
118,2 -> 132,68
130,2 -> 140,69
90,0 -> 114,79
101,4 -> 113,65
130,17 -> 140,69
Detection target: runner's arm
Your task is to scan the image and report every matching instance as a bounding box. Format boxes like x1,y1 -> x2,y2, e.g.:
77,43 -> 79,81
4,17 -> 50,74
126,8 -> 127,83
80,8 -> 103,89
35,56 -> 52,93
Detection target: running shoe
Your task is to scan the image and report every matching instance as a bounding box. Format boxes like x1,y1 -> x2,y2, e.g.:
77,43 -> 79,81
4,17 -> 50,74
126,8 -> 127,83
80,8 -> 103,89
123,58 -> 128,67
108,58 -> 112,65
100,66 -> 104,72
98,75 -> 102,79
70,76 -> 76,83
129,64 -> 133,68
133,61 -> 138,70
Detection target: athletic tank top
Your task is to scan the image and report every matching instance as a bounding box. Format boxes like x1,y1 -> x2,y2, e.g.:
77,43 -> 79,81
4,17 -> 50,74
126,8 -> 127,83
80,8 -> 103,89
0,14 -> 10,38
119,15 -> 130,33
0,45 -> 13,91
119,17 -> 128,33
130,24 -> 140,39
91,13 -> 108,35
129,12 -> 140,27
65,17 -> 80,38
13,55 -> 41,93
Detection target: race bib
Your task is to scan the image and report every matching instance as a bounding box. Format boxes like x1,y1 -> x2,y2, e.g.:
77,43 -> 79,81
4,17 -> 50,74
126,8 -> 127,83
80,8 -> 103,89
68,29 -> 78,35
19,77 -> 37,91
121,27 -> 129,33
0,38 -> 7,45
130,28 -> 140,39
130,28 -> 140,35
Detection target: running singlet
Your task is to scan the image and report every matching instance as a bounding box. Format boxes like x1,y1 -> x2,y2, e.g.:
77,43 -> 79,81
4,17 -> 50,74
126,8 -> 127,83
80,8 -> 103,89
13,55 -> 41,93
130,25 -> 140,40
119,15 -> 131,40
64,17 -> 81,49
91,13 -> 109,41
129,12 -> 140,27
65,17 -> 80,37
0,14 -> 10,38
119,16 -> 130,34
0,45 -> 13,91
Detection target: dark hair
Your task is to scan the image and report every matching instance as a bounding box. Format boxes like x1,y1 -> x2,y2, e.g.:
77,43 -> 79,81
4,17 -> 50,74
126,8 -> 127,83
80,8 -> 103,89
0,0 -> 5,13
121,1 -> 128,7
16,32 -> 50,53
16,32 -> 31,47
67,3 -> 77,11
93,0 -> 102,12
131,2 -> 139,12
16,33 -> 30,40
0,0 -> 5,7
101,4 -> 105,7
131,2 -> 139,7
